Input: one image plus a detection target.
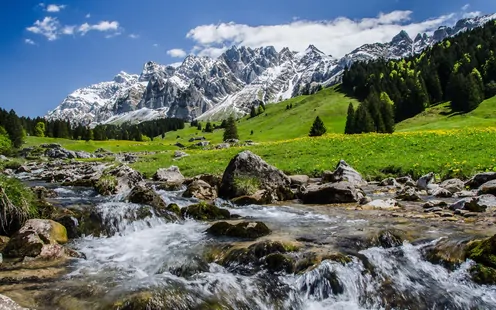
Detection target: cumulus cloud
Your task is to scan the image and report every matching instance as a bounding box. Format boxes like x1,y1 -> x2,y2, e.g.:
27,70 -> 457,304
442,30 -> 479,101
185,10 -> 457,58
46,4 -> 66,12
27,17 -> 122,40
463,11 -> 482,18
24,39 -> 36,45
129,33 -> 139,39
167,48 -> 187,58
26,16 -> 60,41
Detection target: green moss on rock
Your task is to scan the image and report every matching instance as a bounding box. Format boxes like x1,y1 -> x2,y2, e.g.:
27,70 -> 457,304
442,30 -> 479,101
95,175 -> 118,196
181,201 -> 230,220
465,235 -> 496,269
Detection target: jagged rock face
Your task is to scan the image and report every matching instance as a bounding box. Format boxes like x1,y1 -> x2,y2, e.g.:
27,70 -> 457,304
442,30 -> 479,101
46,14 -> 496,124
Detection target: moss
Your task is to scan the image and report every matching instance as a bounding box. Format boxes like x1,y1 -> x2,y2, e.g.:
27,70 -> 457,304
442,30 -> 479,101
264,253 -> 295,273
469,264 -> 496,285
206,221 -> 271,239
465,235 -> 496,269
95,175 -> 118,196
233,176 -> 261,196
181,202 -> 230,221
165,203 -> 181,217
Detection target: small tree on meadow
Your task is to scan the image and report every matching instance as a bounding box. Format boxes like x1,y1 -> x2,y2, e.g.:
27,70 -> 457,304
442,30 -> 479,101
205,122 -> 213,133
250,106 -> 257,118
309,116 -> 327,137
344,103 -> 355,134
223,116 -> 239,141
34,122 -> 46,137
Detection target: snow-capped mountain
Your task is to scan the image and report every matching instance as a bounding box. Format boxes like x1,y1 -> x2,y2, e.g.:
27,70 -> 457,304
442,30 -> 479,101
46,14 -> 496,124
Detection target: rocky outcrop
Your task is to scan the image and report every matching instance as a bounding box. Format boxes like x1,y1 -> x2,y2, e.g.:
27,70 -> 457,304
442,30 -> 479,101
206,221 -> 271,239
298,182 -> 364,204
182,180 -> 217,201
3,219 -> 70,259
219,151 -> 292,202
322,160 -> 366,186
153,166 -> 185,189
465,234 -> 496,284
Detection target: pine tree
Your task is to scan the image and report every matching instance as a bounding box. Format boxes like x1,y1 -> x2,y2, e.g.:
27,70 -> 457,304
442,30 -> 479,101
257,105 -> 264,115
354,104 -> 375,133
223,116 -> 239,141
34,122 -> 45,137
309,116 -> 327,137
197,123 -> 202,131
6,110 -> 25,148
205,122 -> 213,133
220,119 -> 227,128
250,106 -> 257,118
344,103 -> 355,134
380,94 -> 395,133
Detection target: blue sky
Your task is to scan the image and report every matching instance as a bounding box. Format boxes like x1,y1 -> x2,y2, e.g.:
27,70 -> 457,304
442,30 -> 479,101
0,0 -> 494,117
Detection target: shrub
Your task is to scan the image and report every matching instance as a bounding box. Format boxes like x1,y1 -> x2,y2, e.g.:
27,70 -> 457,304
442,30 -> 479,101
234,176 -> 261,196
95,175 -> 118,195
0,175 -> 37,236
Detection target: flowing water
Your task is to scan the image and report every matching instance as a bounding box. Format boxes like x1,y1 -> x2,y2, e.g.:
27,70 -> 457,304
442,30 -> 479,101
5,185 -> 496,309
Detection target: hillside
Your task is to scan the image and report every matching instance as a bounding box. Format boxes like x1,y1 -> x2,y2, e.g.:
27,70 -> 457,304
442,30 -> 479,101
396,95 -> 496,131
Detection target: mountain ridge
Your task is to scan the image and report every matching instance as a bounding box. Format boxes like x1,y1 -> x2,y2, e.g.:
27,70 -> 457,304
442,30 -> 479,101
45,14 -> 496,125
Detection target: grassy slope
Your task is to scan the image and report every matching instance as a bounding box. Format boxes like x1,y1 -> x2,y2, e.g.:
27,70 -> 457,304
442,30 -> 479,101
397,96 -> 496,131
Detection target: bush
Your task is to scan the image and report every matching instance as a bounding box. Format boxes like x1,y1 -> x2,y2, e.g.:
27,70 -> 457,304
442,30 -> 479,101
233,176 -> 261,196
0,175 -> 37,236
95,175 -> 118,195
0,126 -> 11,154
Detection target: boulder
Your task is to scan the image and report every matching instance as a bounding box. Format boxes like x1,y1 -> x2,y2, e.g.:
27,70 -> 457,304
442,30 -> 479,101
219,151 -> 292,202
189,174 -> 222,189
298,182 -> 364,204
362,199 -> 400,211
0,294 -> 29,310
289,175 -> 310,187
454,190 -> 476,198
153,166 -> 185,189
45,147 -> 76,160
396,176 -> 416,187
395,186 -> 421,201
371,229 -> 410,248
54,215 -> 80,239
416,172 -> 434,190
3,219 -> 68,258
231,190 -> 272,205
439,178 -> 465,193
75,151 -> 93,159
449,199 -> 470,211
465,234 -> 496,284
432,188 -> 453,198
478,180 -> 496,196
466,172 -> 496,189
31,186 -> 57,200
94,175 -> 118,196
195,141 -> 210,147
215,143 -> 230,149
321,160 -> 366,186
173,151 -> 188,159
380,178 -> 401,188
182,180 -> 217,201
123,153 -> 138,163
126,185 -> 175,220
422,200 -> 448,209
464,195 -> 496,213
180,202 -> 230,220
206,221 -> 271,239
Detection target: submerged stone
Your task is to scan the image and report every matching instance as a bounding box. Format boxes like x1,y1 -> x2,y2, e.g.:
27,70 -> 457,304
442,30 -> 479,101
206,221 -> 271,239
180,202 -> 230,221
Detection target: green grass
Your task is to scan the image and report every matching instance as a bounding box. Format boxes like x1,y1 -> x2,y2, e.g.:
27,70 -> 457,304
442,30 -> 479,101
132,128 -> 496,180
397,96 -> 496,131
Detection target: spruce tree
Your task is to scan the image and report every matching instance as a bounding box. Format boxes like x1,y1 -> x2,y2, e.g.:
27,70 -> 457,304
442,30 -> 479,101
250,106 -> 257,118
344,103 -> 355,134
309,116 -> 327,137
354,104 -> 375,133
205,122 -> 213,133
379,95 -> 395,133
223,116 -> 239,141
6,110 -> 25,148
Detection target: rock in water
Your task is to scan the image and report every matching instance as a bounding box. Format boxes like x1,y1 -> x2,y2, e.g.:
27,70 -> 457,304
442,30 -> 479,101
464,195 -> 496,213
465,172 -> 496,189
19,219 -> 68,244
106,165 -> 143,194
395,186 -> 421,201
219,151 -> 292,202
206,221 -> 271,239
127,185 -> 176,220
439,178 -> 465,193
289,175 -> 310,186
153,166 -> 185,189
363,199 -> 400,210
298,182 -> 364,204
416,172 -> 434,190
478,180 -> 496,195
0,294 -> 29,310
180,203 -> 230,220
322,160 -> 366,186
182,180 -> 217,201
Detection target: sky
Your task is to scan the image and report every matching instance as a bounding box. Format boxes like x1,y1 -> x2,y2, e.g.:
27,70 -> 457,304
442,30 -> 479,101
0,0 -> 495,117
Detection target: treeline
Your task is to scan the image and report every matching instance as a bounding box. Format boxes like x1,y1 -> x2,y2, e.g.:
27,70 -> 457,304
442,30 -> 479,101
0,107 -> 185,150
342,19 -> 496,133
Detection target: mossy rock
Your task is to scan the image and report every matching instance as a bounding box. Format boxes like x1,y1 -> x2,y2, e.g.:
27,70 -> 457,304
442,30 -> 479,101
165,203 -> 181,217
465,234 -> 496,269
127,185 -> 176,221
206,221 -> 270,239
295,252 -> 352,274
180,202 -> 230,221
95,175 -> 118,196
370,229 -> 412,248
264,253 -> 295,273
469,264 -> 496,285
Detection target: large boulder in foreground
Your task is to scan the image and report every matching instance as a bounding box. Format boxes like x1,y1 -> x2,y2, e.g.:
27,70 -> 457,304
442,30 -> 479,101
298,182 -> 364,204
322,160 -> 366,186
465,234 -> 496,284
206,221 -> 271,239
219,151 -> 292,202
3,219 -> 69,259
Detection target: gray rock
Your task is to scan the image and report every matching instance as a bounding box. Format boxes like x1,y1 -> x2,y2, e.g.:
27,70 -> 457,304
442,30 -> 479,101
45,147 -> 76,159
0,155 -> 7,161
422,200 -> 448,209
478,180 -> 496,195
154,166 -> 185,185
174,151 -> 189,158
465,172 -> 496,189
299,182 -> 364,204
289,175 -> 310,186
75,151 -> 93,159
31,186 -> 57,200
449,199 -> 470,211
195,141 -> 210,147
322,160 -> 366,186
380,177 -> 401,188
123,153 -> 138,163
41,143 -> 62,149
0,294 -> 29,310
206,221 -> 271,239
454,190 -> 476,198
416,172 -> 434,190
439,178 -> 465,193
432,187 -> 453,198
106,165 -> 144,194
225,139 -> 239,144
127,184 -> 177,220
215,143 -> 230,149
465,195 -> 496,212
363,199 -> 400,210
396,176 -> 415,186
424,207 -> 444,213
182,180 -> 217,200
175,142 -> 186,148
219,151 -> 293,202
395,186 -> 421,201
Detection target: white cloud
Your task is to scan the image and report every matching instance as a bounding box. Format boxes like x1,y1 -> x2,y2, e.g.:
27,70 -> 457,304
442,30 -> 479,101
462,4 -> 470,11
26,16 -> 60,41
463,11 -> 482,18
24,39 -> 36,45
78,21 -> 120,35
85,13 -> 91,18
167,48 -> 187,58
185,10 -> 456,58
169,62 -> 183,68
153,43 -> 159,47
46,4 -> 66,12
105,32 -> 122,39
61,25 -> 75,35
129,33 -> 139,39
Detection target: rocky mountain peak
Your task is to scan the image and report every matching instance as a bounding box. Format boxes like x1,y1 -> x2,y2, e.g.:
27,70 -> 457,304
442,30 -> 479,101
391,30 -> 412,44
